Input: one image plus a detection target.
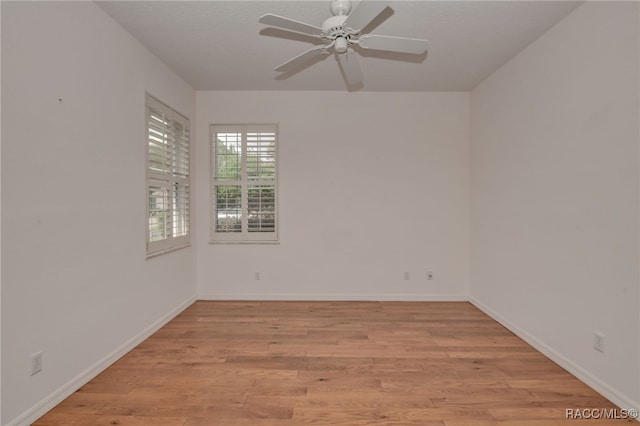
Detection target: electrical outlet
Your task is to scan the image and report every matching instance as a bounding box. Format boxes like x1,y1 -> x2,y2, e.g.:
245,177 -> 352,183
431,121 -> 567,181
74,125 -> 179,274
403,271 -> 410,280
593,332 -> 605,352
427,271 -> 434,280
255,272 -> 261,281
31,352 -> 43,375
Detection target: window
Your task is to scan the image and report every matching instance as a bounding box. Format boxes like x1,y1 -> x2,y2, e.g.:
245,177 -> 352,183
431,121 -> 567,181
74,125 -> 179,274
211,124 -> 278,243
146,95 -> 190,255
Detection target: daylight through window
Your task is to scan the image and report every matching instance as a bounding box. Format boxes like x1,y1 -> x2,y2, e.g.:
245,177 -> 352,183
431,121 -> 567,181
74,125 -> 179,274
146,95 -> 190,255
211,124 -> 278,243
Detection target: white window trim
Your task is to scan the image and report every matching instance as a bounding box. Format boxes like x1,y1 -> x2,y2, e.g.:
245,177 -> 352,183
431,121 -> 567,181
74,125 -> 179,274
210,123 -> 279,244
145,94 -> 191,257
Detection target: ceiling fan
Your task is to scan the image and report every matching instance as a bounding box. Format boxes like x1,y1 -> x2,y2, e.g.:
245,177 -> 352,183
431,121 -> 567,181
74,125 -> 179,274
258,0 -> 429,88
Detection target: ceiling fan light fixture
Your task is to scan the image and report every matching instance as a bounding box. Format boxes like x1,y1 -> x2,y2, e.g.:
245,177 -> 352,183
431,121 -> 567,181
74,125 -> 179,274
335,36 -> 348,53
330,0 -> 352,16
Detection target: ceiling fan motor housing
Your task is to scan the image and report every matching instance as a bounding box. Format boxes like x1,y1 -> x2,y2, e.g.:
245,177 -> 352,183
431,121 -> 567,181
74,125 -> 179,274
322,15 -> 354,52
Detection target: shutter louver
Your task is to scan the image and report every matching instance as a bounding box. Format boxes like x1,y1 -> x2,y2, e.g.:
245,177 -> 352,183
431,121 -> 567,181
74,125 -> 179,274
248,185 -> 276,232
247,132 -> 276,180
215,185 -> 242,232
146,95 -> 190,255
148,183 -> 169,242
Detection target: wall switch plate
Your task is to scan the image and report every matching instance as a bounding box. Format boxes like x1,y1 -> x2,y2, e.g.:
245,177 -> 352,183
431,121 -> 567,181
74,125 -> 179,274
593,332 -> 605,352
31,352 -> 43,375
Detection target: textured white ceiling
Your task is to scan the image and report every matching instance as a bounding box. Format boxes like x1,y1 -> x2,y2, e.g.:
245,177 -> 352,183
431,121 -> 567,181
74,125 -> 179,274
96,1 -> 582,91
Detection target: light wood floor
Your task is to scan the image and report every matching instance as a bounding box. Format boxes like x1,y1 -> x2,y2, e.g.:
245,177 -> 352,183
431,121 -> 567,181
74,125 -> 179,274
34,301 -> 631,425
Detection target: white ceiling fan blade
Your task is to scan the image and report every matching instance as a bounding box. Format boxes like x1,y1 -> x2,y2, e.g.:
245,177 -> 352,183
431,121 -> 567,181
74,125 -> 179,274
358,34 -> 428,54
259,14 -> 323,37
337,49 -> 363,87
343,1 -> 390,33
275,45 -> 330,72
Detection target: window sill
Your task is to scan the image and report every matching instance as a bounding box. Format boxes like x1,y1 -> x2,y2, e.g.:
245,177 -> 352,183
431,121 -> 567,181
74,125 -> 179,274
209,241 -> 280,245
146,243 -> 191,259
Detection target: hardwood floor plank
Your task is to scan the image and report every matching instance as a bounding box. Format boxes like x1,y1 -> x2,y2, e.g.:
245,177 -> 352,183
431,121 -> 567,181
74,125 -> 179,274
33,301 -> 631,425
35,414 -> 189,426
291,407 -> 391,424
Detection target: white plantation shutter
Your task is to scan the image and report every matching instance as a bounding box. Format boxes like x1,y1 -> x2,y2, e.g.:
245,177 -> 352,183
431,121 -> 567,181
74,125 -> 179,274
211,124 -> 278,243
146,95 -> 190,255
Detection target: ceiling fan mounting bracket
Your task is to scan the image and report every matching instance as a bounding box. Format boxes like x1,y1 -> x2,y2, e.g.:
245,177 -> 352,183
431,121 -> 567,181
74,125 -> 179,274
330,0 -> 352,17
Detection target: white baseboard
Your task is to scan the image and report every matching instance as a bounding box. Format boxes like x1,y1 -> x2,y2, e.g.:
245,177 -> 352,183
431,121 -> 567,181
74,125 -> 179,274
469,296 -> 640,419
197,293 -> 468,302
7,295 -> 197,426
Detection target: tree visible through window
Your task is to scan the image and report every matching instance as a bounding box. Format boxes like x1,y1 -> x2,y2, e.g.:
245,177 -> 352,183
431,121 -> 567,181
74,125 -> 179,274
211,124 -> 277,243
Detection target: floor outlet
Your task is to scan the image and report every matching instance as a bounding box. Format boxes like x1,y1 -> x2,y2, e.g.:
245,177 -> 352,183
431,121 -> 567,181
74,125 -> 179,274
31,352 -> 43,375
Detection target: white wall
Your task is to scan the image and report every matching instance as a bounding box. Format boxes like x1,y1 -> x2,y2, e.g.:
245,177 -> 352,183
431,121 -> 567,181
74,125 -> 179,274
4,0 -> 637,423
470,1 -> 639,410
1,2 -> 197,424
196,91 -> 469,300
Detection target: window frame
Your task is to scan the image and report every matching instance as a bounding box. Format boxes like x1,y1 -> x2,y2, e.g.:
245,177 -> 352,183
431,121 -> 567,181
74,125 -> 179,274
145,94 -> 191,257
210,124 -> 279,244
